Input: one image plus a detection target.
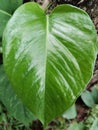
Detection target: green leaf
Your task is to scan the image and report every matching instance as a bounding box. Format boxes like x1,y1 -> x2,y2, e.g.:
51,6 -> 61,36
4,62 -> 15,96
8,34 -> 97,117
81,90 -> 95,107
0,10 -> 11,37
3,2 -> 97,125
81,86 -> 98,107
0,0 -> 23,14
0,65 -> 36,125
68,122 -> 85,130
0,0 -> 23,38
91,86 -> 98,104
62,104 -> 77,119
0,46 -> 2,53
90,118 -> 98,130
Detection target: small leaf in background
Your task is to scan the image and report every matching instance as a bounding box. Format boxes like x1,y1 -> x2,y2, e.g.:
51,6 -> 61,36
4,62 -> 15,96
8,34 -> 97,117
3,2 -> 97,125
81,90 -> 95,107
0,0 -> 23,14
0,11 -> 11,37
68,122 -> 85,130
81,85 -> 98,107
0,0 -> 23,38
91,85 -> 98,104
90,118 -> 98,130
84,105 -> 98,129
0,65 -> 36,125
62,104 -> 77,119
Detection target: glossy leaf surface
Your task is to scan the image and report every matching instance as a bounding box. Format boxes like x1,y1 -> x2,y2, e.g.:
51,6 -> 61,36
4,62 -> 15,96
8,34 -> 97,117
0,65 -> 36,125
3,2 -> 97,125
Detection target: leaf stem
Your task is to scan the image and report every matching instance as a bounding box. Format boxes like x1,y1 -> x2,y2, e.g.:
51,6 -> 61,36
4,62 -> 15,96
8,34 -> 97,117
42,0 -> 50,11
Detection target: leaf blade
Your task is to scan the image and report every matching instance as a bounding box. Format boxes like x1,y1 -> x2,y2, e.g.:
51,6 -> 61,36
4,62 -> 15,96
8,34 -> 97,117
0,0 -> 23,14
3,2 -> 97,124
0,65 -> 36,125
0,10 -> 11,37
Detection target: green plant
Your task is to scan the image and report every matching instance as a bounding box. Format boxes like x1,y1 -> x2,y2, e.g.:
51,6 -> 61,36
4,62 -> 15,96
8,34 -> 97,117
0,65 -> 36,125
0,102 -> 31,130
84,105 -> 98,129
1,0 -> 98,127
67,122 -> 86,130
0,0 -> 23,38
81,85 -> 98,107
62,104 -> 77,120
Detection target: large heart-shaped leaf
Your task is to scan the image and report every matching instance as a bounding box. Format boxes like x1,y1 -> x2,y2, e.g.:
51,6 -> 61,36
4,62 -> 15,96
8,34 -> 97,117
3,2 -> 97,125
0,65 -> 36,125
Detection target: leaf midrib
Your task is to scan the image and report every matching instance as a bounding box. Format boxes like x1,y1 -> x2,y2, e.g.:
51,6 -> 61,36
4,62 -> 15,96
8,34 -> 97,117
0,9 -> 11,17
43,14 -> 49,124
